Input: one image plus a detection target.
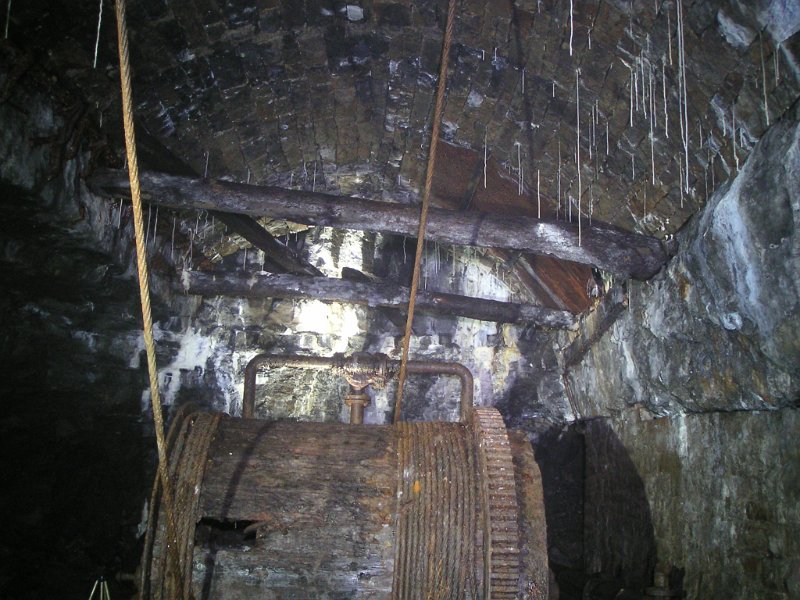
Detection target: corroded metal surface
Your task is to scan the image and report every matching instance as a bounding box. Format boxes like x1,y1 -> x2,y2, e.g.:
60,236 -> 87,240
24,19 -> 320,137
242,352 -> 474,421
141,408 -> 222,600
508,430 -> 550,599
472,407 -> 523,599
141,357 -> 547,599
392,421 -> 480,599
142,408 -> 547,599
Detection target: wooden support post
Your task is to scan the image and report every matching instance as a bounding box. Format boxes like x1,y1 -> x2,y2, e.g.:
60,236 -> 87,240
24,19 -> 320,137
119,132 -> 322,276
211,212 -> 322,276
563,285 -> 628,367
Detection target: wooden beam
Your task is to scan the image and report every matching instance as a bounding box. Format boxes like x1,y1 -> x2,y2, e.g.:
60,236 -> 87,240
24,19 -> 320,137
212,212 -> 322,276
126,131 -> 322,276
89,169 -> 672,279
341,267 -> 411,330
179,270 -> 577,329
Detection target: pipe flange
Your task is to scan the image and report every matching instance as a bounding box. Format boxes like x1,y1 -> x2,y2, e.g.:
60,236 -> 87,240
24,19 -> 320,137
472,407 -> 521,599
344,390 -> 371,409
333,352 -> 393,390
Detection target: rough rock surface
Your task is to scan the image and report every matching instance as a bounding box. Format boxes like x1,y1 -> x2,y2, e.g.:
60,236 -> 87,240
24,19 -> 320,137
563,99 -> 800,418
544,98 -> 800,598
607,409 -> 800,599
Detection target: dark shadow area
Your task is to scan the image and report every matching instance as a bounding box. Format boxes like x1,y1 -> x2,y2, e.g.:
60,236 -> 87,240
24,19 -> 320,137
0,183 -> 149,599
0,390 -> 146,600
530,419 -> 658,599
579,419 -> 657,589
531,422 -> 586,571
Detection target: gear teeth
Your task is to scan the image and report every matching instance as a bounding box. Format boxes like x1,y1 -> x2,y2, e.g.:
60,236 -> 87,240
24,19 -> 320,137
473,407 -> 521,599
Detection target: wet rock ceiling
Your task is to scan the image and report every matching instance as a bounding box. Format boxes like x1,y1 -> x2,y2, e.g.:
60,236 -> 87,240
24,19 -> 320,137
8,0 -> 800,311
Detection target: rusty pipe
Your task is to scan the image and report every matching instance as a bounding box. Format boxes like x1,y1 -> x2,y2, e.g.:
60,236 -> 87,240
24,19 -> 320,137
345,385 -> 370,425
402,360 -> 473,422
242,354 -> 339,419
242,353 -> 474,422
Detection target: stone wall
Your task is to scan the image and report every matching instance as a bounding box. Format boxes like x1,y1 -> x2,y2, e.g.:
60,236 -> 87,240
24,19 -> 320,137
563,97 -> 799,418
0,41 -> 547,425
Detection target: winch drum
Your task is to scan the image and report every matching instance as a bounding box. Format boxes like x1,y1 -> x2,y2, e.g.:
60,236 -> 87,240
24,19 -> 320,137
138,354 -> 548,599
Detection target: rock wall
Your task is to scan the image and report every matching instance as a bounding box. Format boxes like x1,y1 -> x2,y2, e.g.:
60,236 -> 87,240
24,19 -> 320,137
552,98 -> 800,597
0,50 -> 156,597
607,409 -> 800,599
563,97 -> 799,417
0,45 -> 545,426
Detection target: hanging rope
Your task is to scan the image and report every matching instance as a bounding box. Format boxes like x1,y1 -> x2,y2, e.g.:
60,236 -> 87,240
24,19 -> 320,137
113,0 -> 183,594
393,0 -> 457,423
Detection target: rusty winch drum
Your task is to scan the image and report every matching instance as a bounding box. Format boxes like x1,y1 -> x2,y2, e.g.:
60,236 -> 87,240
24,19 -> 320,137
139,353 -> 548,599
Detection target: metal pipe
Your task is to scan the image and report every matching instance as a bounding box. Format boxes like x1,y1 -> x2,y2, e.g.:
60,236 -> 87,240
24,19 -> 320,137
345,385 -> 370,425
242,354 -> 338,419
242,353 -> 474,422
403,360 -> 474,422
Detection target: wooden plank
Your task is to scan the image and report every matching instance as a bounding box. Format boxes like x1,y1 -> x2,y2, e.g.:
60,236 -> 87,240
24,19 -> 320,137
200,420 -> 396,520
89,169 -> 672,279
179,270 -> 577,329
211,211 -> 323,276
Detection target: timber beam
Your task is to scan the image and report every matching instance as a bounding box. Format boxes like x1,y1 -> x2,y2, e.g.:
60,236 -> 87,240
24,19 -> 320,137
131,130 -> 322,277
89,169 -> 672,279
211,212 -> 322,276
179,270 -> 577,329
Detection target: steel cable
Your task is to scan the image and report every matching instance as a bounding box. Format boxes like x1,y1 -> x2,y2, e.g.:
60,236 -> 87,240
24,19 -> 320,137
113,0 -> 182,594
394,0 -> 458,423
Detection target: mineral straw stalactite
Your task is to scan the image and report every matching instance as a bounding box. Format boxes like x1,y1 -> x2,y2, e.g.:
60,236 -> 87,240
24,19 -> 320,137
93,0 -> 103,69
557,140 -> 562,219
650,63 -> 656,185
576,69 -> 582,247
662,57 -> 669,138
483,131 -> 487,188
667,9 -> 673,65
732,104 -> 740,172
760,32 -> 770,127
4,0 -> 11,40
569,0 -> 574,56
641,57 -> 647,120
630,67 -> 634,127
677,0 -> 689,193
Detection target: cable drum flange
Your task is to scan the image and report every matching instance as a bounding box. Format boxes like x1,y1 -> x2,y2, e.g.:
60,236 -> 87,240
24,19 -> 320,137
472,407 -> 522,599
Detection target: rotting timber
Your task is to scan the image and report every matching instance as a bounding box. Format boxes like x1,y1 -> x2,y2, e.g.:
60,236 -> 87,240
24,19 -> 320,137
180,270 -> 577,329
140,353 -> 549,599
89,169 -> 672,279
